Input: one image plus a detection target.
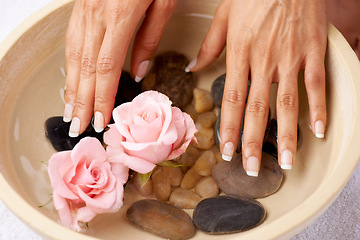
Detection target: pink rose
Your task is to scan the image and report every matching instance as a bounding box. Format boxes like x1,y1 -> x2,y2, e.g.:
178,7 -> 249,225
104,90 -> 197,174
48,137 -> 128,231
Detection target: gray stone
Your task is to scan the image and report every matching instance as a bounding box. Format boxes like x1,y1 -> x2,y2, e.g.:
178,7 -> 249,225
193,195 -> 266,234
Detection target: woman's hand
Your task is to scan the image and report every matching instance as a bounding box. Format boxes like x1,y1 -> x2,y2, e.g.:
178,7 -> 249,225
187,0 -> 327,176
64,0 -> 176,137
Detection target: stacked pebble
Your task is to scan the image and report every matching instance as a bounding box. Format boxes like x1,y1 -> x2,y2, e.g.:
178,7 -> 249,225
129,87 -> 222,209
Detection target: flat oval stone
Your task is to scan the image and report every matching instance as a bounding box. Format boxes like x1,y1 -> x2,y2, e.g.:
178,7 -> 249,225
193,195 -> 266,234
212,152 -> 283,198
142,52 -> 195,109
127,199 -> 196,240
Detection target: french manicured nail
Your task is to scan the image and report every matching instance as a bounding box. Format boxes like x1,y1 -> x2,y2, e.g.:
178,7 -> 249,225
94,111 -> 104,133
135,60 -> 150,82
69,117 -> 80,138
246,157 -> 259,177
63,103 -> 74,122
315,120 -> 325,138
185,57 -> 197,73
222,142 -> 234,161
281,149 -> 293,170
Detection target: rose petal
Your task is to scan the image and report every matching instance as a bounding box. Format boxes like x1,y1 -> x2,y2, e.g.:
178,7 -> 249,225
112,103 -> 135,142
76,185 -> 117,210
169,107 -> 186,148
48,151 -> 78,200
103,124 -> 124,148
129,115 -> 162,142
71,137 -> 107,166
125,143 -> 173,164
106,146 -> 156,174
76,206 -> 98,223
53,192 -> 81,232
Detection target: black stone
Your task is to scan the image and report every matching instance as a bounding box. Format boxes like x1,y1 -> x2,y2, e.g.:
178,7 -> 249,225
45,116 -> 103,152
212,152 -> 283,198
193,195 -> 266,234
141,52 -> 195,109
114,70 -> 142,107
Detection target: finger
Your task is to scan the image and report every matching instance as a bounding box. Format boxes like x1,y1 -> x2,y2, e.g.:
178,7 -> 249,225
69,2 -> 106,137
185,0 -> 230,72
130,0 -> 177,82
93,1 -> 152,132
241,77 -> 271,177
64,0 -> 86,122
276,70 -> 299,170
219,11 -> 251,163
304,51 -> 326,138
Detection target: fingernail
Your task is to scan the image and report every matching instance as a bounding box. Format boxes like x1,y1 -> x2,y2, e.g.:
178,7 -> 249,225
246,157 -> 259,177
222,142 -> 234,161
135,60 -> 150,82
63,103 -> 74,122
69,117 -> 80,138
94,111 -> 104,133
281,149 -> 293,170
315,120 -> 325,138
185,57 -> 197,73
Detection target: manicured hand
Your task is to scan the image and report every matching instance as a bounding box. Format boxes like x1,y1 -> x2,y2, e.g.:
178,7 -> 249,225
187,0 -> 327,176
64,0 -> 176,137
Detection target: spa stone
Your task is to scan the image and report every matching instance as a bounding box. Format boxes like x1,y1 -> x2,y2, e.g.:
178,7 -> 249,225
127,199 -> 196,240
193,195 -> 266,234
212,152 -> 283,198
114,71 -> 142,107
45,116 -> 103,151
142,52 -> 195,109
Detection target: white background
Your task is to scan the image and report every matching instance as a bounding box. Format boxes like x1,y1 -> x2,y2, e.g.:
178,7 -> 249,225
0,1 -> 359,239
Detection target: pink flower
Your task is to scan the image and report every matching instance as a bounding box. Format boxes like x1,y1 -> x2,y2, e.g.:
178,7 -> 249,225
104,90 -> 197,174
48,137 -> 128,231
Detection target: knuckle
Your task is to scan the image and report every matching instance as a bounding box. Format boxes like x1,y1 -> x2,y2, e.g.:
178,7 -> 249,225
81,57 -> 97,74
141,36 -> 162,53
67,47 -> 82,61
74,96 -> 89,111
95,95 -> 113,107
64,88 -> 77,102
305,71 -> 325,90
97,57 -> 116,74
279,133 -> 297,145
279,93 -> 296,110
227,29 -> 252,59
223,89 -> 245,108
246,100 -> 267,118
244,139 -> 262,151
221,122 -> 241,136
110,1 -> 128,22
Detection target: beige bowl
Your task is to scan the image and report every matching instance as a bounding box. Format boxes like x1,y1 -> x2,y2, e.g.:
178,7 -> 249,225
1,0 -> 360,239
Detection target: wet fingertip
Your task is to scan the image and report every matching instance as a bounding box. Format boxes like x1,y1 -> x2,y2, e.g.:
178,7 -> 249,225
69,117 -> 80,138
246,156 -> 259,177
134,60 -> 150,83
314,120 -> 325,138
63,103 -> 74,123
185,57 -> 197,73
222,142 -> 234,161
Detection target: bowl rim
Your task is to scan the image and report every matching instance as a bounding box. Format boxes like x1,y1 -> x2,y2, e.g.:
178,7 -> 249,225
1,1 -> 360,239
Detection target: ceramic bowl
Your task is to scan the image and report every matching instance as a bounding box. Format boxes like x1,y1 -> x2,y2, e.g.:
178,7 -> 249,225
1,0 -> 360,239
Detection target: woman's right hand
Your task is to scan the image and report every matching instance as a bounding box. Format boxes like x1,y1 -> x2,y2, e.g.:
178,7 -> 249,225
64,0 -> 176,137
